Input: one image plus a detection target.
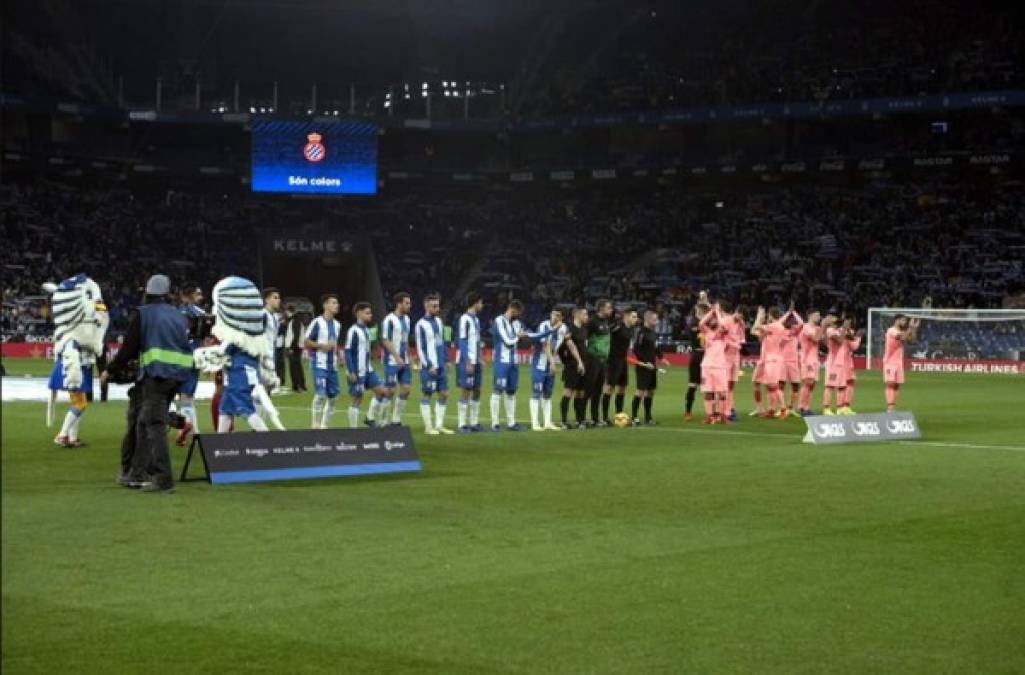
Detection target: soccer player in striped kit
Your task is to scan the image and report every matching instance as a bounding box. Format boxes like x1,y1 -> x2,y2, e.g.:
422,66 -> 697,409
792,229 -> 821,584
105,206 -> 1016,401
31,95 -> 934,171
380,292 -> 412,426
456,292 -> 485,432
415,293 -> 454,435
527,308 -> 565,431
345,302 -> 389,428
305,294 -> 341,429
490,299 -> 527,431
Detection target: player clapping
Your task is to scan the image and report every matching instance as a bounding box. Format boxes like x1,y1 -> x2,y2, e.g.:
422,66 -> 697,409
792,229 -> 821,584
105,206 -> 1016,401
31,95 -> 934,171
884,315 -> 919,412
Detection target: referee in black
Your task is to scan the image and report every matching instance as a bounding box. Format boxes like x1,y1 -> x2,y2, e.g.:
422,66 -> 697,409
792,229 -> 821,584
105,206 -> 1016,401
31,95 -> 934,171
602,308 -> 638,424
558,307 -> 589,429
631,309 -> 667,426
585,299 -> 613,427
685,301 -> 710,421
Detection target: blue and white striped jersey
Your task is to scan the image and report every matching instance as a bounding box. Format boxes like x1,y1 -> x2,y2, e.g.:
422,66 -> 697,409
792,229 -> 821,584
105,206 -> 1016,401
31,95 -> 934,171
305,316 -> 339,371
415,315 -> 447,370
457,312 -> 481,365
528,320 -> 563,373
344,322 -> 373,376
492,314 -> 520,365
381,312 -> 410,367
263,308 -> 279,358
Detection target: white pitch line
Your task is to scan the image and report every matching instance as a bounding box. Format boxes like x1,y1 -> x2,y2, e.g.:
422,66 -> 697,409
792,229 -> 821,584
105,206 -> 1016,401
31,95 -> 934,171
268,406 -> 1025,453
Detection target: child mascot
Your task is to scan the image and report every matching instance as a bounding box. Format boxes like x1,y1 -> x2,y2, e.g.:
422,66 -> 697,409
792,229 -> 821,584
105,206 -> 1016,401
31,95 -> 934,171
43,274 -> 109,447
193,276 -> 284,432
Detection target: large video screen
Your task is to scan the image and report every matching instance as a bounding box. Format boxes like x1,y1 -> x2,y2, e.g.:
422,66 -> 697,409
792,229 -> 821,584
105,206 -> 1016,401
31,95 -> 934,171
251,120 -> 377,195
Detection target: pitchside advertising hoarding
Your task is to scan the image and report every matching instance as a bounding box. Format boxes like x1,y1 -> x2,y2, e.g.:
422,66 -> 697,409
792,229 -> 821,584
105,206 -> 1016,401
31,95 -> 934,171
802,411 -> 922,445
186,426 -> 421,484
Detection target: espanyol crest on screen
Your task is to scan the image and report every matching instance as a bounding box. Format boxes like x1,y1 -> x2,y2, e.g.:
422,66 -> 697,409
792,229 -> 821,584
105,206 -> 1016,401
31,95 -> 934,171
251,120 -> 377,195
303,132 -> 326,162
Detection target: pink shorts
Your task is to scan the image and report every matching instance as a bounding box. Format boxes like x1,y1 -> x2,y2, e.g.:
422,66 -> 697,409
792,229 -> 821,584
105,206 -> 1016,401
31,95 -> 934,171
761,360 -> 785,385
825,365 -> 847,388
801,361 -> 819,381
784,360 -> 800,383
884,365 -> 905,385
701,366 -> 729,394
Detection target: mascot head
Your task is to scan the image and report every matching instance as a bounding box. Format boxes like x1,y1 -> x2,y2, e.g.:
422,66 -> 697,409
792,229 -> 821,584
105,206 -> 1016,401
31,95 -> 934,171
211,276 -> 267,358
44,273 -> 109,355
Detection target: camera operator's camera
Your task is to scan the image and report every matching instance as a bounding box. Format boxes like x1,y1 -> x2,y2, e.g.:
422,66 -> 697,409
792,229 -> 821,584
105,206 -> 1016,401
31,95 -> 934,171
166,411 -> 188,429
188,314 -> 215,341
106,359 -> 139,384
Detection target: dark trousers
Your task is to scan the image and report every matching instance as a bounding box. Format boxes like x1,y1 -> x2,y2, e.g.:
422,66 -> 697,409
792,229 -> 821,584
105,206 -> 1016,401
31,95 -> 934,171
121,377 -> 180,485
274,347 -> 285,382
587,360 -> 607,422
288,349 -> 306,391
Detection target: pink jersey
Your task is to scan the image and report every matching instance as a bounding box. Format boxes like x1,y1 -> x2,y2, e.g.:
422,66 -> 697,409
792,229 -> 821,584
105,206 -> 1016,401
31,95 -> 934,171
699,310 -> 735,369
845,334 -> 862,370
799,324 -> 821,366
835,331 -> 853,368
729,317 -> 746,364
781,325 -> 801,363
883,327 -> 905,371
824,327 -> 843,367
760,320 -> 786,363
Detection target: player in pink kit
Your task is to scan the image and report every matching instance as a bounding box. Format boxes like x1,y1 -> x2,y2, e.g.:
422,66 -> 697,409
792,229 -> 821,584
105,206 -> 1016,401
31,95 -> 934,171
722,302 -> 746,422
698,304 -> 739,424
821,315 -> 846,415
838,318 -> 865,414
780,306 -> 804,411
750,326 -> 767,416
884,314 -> 920,411
752,306 -> 789,419
796,310 -> 822,416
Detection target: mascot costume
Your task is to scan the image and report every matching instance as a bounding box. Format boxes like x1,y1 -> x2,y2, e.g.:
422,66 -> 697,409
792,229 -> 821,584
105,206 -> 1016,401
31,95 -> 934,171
43,274 -> 109,447
193,276 -> 284,432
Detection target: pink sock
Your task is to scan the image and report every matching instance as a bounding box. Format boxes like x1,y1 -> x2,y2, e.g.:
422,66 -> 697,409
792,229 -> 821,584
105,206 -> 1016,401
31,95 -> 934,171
703,397 -> 714,417
846,382 -> 855,407
799,383 -> 811,410
823,387 -> 833,409
885,385 -> 897,407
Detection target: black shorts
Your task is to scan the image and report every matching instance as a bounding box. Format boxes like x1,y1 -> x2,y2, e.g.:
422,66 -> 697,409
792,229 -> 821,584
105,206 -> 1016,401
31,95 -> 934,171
562,361 -> 584,390
689,351 -> 703,384
635,366 -> 657,391
605,358 -> 628,388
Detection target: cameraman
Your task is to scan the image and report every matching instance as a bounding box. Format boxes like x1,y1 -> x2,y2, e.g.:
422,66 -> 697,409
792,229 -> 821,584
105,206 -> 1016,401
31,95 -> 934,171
103,274 -> 192,493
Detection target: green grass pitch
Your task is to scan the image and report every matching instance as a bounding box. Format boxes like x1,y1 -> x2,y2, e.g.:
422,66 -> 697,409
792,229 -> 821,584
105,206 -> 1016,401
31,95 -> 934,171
3,357 -> 1024,673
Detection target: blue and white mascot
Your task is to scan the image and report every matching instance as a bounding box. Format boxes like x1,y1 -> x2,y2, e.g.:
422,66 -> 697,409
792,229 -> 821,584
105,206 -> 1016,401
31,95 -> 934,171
193,276 -> 284,432
43,274 -> 109,447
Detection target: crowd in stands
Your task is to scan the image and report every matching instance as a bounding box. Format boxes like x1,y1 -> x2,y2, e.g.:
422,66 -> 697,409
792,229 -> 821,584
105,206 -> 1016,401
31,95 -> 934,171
520,0 -> 1023,116
4,178 -> 1023,356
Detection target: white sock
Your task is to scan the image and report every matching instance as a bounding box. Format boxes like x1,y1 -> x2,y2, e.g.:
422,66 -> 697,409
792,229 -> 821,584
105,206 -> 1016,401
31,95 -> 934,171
420,400 -> 433,430
457,400 -> 467,428
434,400 -> 446,429
167,402 -> 178,414
393,396 -> 407,424
348,405 -> 360,428
246,414 -> 269,431
180,401 -> 199,433
376,397 -> 389,424
470,399 -> 481,425
311,395 -> 325,429
218,414 -> 233,432
58,409 -> 77,438
504,394 -> 516,426
529,398 -> 540,427
543,398 -> 553,426
321,398 -> 336,428
368,397 -> 380,422
490,394 -> 501,426
68,412 -> 82,441
254,402 -> 265,419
